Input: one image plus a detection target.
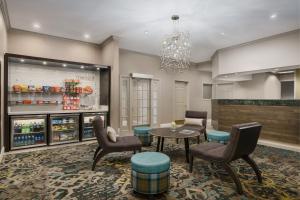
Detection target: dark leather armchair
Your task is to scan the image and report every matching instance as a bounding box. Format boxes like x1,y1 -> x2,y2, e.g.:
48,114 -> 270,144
181,111 -> 208,142
92,117 -> 142,170
189,122 -> 262,194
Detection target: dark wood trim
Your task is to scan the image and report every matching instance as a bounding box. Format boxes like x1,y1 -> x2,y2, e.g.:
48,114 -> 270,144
4,53 -> 107,68
4,54 -> 9,151
108,66 -> 111,127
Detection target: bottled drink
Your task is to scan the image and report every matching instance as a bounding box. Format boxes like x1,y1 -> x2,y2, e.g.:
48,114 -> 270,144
36,123 -> 40,132
33,122 -> 37,132
14,123 -> 18,133
27,124 -> 30,133
17,136 -> 21,146
40,133 -> 44,143
21,123 -> 25,134
29,122 -> 33,132
16,124 -> 21,133
14,136 -> 18,146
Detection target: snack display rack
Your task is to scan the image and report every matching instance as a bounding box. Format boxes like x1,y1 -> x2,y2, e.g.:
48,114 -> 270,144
4,53 -> 111,152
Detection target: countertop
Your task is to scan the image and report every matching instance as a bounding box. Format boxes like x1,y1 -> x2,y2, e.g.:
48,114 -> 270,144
213,99 -> 300,107
8,108 -> 109,115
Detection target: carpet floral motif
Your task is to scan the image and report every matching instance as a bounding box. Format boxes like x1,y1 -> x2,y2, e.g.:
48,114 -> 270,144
0,142 -> 299,200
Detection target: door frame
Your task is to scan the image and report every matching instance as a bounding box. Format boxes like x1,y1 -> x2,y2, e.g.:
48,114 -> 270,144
173,80 -> 189,121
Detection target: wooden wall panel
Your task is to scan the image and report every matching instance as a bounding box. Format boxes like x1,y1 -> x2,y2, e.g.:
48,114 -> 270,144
212,100 -> 300,144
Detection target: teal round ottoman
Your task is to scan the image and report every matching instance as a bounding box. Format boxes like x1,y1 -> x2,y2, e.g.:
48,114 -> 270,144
131,152 -> 170,195
207,130 -> 230,144
133,126 -> 152,146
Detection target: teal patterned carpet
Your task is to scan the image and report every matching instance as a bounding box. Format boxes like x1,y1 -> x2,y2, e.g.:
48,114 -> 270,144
0,141 -> 299,200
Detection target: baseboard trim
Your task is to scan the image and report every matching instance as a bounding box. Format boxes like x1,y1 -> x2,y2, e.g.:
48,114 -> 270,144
258,139 -> 300,153
0,146 -> 5,163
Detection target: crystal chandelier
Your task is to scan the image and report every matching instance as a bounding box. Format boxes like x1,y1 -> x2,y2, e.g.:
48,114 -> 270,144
160,15 -> 191,72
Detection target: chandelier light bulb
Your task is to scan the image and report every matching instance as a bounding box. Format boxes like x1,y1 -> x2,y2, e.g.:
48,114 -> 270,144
160,15 -> 191,73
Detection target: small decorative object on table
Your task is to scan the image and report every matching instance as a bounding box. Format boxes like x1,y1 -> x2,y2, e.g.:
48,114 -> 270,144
170,121 -> 176,132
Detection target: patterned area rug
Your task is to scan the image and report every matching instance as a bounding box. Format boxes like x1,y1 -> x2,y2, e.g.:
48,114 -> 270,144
0,141 -> 299,200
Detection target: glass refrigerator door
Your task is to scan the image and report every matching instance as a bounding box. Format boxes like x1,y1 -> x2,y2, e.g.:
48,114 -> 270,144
11,115 -> 47,150
50,114 -> 79,145
82,113 -> 106,140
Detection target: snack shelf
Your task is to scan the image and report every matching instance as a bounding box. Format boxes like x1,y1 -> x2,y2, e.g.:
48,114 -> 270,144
9,101 -> 62,106
9,91 -> 92,95
12,143 -> 47,150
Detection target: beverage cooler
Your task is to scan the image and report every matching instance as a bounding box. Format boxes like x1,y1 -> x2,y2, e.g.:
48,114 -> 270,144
10,115 -> 47,150
49,114 -> 80,145
82,113 -> 107,140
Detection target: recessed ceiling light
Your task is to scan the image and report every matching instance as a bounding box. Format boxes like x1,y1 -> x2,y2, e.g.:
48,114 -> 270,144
80,65 -> 85,69
43,61 -> 47,65
62,64 -> 67,67
96,67 -> 100,70
84,34 -> 90,39
220,32 -> 225,36
270,14 -> 277,19
33,23 -> 40,29
20,59 -> 25,63
144,31 -> 149,35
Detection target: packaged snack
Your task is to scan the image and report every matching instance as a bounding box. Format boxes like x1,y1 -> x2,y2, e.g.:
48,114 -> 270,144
23,100 -> 32,104
43,86 -> 51,93
83,86 -> 93,94
12,84 -> 22,92
28,85 -> 35,92
36,100 -> 43,104
20,84 -> 28,92
35,86 -> 43,92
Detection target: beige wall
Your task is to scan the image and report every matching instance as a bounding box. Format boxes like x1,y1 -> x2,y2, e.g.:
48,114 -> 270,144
8,29 -> 102,64
100,38 -> 120,129
214,73 -> 281,99
0,8 -> 7,149
296,69 -> 300,99
212,30 -> 300,78
119,49 -> 212,124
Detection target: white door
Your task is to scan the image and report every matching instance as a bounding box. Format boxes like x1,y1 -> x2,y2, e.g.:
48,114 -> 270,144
174,81 -> 188,120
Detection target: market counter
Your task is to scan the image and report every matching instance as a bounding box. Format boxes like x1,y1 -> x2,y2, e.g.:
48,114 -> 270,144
212,99 -> 300,144
8,107 -> 109,115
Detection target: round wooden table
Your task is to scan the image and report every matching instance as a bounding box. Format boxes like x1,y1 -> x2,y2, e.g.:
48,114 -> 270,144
150,127 -> 201,163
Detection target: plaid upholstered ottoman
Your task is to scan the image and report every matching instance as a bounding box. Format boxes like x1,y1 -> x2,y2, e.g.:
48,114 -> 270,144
207,130 -> 230,144
131,152 -> 170,195
133,126 -> 152,146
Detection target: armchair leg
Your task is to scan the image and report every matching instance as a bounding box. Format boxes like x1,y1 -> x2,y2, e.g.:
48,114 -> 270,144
242,155 -> 262,183
92,150 -> 107,171
197,136 -> 200,144
133,150 -> 136,154
204,130 -> 207,141
93,146 -> 102,160
176,138 -> 179,144
189,155 -> 194,173
222,163 -> 243,194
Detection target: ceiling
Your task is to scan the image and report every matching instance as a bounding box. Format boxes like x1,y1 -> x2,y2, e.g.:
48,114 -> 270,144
6,0 -> 300,62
